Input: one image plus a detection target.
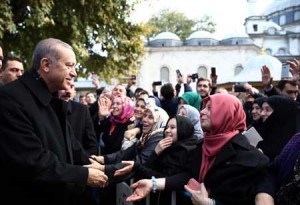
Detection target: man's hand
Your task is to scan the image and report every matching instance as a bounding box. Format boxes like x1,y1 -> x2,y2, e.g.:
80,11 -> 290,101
90,155 -> 104,164
84,158 -> 105,171
87,168 -> 108,188
155,137 -> 173,155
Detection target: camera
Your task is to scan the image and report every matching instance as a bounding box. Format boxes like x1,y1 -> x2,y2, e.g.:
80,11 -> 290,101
153,81 -> 162,86
234,83 -> 246,92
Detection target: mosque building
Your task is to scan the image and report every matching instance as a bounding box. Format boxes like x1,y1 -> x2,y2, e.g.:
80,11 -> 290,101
137,0 -> 300,92
75,0 -> 300,95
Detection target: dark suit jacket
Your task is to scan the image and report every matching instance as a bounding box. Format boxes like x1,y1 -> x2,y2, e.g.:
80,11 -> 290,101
68,101 -> 98,155
0,72 -> 89,205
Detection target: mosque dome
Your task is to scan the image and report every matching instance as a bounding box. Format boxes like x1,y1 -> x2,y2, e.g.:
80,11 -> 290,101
220,30 -> 253,45
186,30 -> 216,40
185,30 -> 218,46
262,0 -> 300,15
153,32 -> 181,41
149,31 -> 182,47
232,54 -> 283,83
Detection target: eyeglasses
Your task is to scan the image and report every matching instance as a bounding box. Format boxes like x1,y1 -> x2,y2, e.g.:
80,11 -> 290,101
8,68 -> 24,74
286,90 -> 299,95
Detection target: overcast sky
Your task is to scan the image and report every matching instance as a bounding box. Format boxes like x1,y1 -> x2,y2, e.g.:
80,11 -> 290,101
131,0 -> 273,39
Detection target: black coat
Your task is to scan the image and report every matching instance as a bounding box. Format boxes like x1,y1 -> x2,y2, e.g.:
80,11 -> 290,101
186,134 -> 269,205
68,101 -> 98,155
0,72 -> 89,205
98,117 -> 133,155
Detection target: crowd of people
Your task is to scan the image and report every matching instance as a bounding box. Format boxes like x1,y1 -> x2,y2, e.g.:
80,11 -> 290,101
0,38 -> 300,205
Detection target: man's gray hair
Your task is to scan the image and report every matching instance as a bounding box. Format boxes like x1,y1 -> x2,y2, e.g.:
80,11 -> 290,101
31,38 -> 73,71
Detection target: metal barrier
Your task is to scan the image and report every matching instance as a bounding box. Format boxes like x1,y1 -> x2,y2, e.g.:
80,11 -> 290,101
116,181 -> 177,205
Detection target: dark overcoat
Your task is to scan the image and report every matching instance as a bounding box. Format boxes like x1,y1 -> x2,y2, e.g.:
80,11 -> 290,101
0,72 -> 89,205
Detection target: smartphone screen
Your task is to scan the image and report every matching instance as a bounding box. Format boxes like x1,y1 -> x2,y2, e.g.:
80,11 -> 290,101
186,178 -> 201,191
281,63 -> 290,79
211,67 -> 216,76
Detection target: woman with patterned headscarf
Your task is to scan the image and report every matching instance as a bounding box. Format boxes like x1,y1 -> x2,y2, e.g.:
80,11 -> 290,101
90,104 -> 169,181
98,95 -> 135,155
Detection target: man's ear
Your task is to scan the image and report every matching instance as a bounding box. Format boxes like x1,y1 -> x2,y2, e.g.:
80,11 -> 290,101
40,58 -> 50,73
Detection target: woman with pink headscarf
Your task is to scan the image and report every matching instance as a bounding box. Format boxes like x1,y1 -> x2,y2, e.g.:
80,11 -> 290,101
98,95 -> 135,155
185,93 -> 269,205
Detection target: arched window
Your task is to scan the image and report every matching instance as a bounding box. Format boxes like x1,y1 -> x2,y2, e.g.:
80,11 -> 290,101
234,65 -> 243,76
294,11 -> 300,21
197,66 -> 207,78
276,48 -> 286,56
265,48 -> 272,55
279,15 -> 286,25
160,67 -> 169,83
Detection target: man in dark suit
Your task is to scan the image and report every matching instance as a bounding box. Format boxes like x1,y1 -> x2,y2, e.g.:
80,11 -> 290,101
58,86 -> 99,155
0,38 -> 107,205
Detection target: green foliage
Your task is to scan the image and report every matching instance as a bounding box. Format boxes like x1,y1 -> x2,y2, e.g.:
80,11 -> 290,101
145,9 -> 216,40
0,0 -> 146,81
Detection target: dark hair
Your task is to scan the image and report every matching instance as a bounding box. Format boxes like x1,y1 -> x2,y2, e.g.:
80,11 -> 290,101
139,90 -> 149,96
196,77 -> 212,88
96,86 -> 106,97
2,56 -> 23,70
134,87 -> 144,95
31,38 -> 73,71
160,83 -> 175,100
277,79 -> 298,91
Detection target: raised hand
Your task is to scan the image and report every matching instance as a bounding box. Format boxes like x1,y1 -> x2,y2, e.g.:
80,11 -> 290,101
261,65 -> 272,88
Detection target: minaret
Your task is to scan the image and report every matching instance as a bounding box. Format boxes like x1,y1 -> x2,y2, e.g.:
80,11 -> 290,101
247,0 -> 259,17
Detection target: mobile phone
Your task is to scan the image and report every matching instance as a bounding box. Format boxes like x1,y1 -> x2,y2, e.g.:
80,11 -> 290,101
211,67 -> 216,76
191,73 -> 198,82
186,178 -> 201,191
176,69 -> 182,78
92,74 -> 99,80
281,63 -> 291,79
234,83 -> 246,92
153,81 -> 162,86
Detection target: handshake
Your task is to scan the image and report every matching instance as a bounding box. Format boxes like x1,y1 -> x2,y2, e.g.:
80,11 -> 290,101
85,157 -> 108,187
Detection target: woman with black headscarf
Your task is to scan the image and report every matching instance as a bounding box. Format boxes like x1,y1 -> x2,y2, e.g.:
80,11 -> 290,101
258,95 -> 300,161
126,115 -> 199,205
